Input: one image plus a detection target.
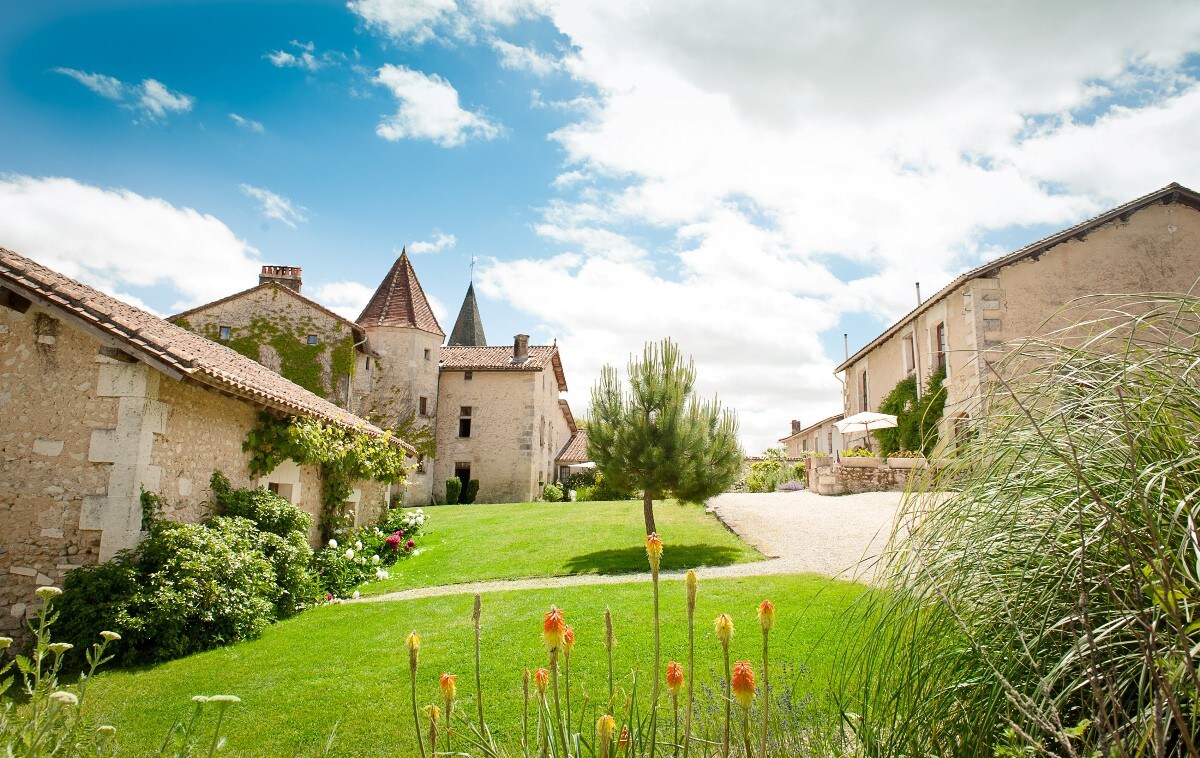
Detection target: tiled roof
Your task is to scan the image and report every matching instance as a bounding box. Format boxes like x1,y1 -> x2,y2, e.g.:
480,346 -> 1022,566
356,251 -> 444,336
172,282 -> 365,340
440,345 -> 568,391
556,428 -> 589,463
779,413 -> 844,442
558,398 -> 577,434
448,282 -> 487,346
836,182 -> 1200,372
0,248 -> 410,450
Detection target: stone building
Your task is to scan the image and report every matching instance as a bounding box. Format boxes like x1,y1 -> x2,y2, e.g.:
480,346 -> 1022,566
0,248 -> 403,632
779,414 -> 843,457
836,183 -> 1200,448
175,250 -> 582,504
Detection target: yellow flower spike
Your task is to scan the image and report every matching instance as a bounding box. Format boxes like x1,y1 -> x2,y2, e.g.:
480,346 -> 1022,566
562,626 -> 575,659
406,631 -> 421,672
732,661 -> 756,709
440,673 -> 457,703
646,532 -> 663,573
543,606 -> 566,651
666,660 -> 684,697
715,613 -> 734,646
534,667 -> 550,695
686,570 -> 698,614
425,704 -> 440,723
604,607 -> 615,650
757,599 -> 775,632
597,713 -> 616,742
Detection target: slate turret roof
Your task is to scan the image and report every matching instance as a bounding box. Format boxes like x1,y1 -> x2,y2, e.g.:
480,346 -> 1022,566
447,282 -> 487,346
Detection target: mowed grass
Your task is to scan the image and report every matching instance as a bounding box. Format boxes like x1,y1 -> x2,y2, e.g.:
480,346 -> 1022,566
363,499 -> 763,596
88,574 -> 863,756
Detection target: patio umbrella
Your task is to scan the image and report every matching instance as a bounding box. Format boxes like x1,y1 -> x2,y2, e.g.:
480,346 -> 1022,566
835,411 -> 898,452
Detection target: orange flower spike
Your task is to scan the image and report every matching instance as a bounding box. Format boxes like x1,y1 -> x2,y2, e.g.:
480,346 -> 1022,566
543,606 -> 566,651
563,626 -> 575,659
440,673 -> 457,703
618,725 -> 631,750
732,660 -> 756,709
534,667 -> 550,695
666,660 -> 685,697
646,532 -> 664,573
757,599 -> 775,632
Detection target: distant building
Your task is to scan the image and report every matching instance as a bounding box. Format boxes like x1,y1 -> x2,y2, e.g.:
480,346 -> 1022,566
836,183 -> 1200,448
0,249 -> 401,632
779,414 -> 843,456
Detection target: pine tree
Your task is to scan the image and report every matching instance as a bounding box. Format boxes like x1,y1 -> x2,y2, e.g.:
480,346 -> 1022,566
587,339 -> 743,534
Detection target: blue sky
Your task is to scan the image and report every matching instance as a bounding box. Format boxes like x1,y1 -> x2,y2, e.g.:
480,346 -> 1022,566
3,1 -> 1200,450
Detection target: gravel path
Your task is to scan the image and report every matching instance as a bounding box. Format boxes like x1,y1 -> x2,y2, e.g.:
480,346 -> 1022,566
360,491 -> 905,604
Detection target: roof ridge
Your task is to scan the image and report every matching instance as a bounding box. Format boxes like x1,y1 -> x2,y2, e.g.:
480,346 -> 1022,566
172,281 -> 364,336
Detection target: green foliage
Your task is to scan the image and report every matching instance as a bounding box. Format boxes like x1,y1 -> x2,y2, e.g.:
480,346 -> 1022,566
563,470 -> 596,492
201,316 -> 355,400
744,446 -> 804,492
445,477 -> 462,505
835,295 -> 1200,755
588,338 -> 743,532
460,478 -> 479,504
312,509 -> 426,597
56,477 -> 322,665
874,366 -> 947,456
541,482 -> 564,502
840,447 -> 878,457
244,412 -> 410,540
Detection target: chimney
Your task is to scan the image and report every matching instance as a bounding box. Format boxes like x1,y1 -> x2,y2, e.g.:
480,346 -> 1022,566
791,419 -> 802,435
512,334 -> 530,363
259,265 -> 303,294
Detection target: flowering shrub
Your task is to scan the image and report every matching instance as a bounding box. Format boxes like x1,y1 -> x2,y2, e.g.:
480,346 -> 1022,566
312,508 -> 426,597
541,482 -> 565,502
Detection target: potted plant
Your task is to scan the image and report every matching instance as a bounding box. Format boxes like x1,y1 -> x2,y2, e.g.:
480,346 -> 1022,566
840,447 -> 881,468
886,450 -> 927,469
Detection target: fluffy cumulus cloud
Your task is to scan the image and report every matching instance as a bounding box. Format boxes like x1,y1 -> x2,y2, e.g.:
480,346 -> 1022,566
239,184 -> 308,227
408,231 -> 457,254
374,64 -> 501,146
54,68 -> 193,121
311,280 -> 376,321
0,175 -> 260,313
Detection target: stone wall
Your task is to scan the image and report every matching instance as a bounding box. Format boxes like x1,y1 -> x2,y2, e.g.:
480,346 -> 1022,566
811,463 -> 911,495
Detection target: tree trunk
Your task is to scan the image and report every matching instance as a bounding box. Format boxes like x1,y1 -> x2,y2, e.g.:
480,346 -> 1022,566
643,490 -> 657,534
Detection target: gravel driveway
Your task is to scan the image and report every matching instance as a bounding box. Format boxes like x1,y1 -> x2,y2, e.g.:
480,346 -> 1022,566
361,491 -> 905,604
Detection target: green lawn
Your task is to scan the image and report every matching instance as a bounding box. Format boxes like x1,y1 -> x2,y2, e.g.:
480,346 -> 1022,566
88,575 -> 862,755
363,499 -> 763,596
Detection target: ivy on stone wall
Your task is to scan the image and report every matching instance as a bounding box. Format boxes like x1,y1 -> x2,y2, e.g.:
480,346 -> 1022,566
874,365 -> 948,456
244,412 -> 411,539
181,317 -> 356,401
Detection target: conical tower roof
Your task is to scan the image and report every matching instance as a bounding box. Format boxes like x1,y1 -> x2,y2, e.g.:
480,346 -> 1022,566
356,250 -> 445,336
448,282 -> 487,346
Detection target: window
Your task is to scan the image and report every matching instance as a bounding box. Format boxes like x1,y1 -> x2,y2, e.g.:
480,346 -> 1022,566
464,371 -> 473,381
218,325 -> 232,340
419,396 -> 428,416
306,334 -> 318,345
416,457 -> 426,474
540,416 -> 545,447
458,406 -> 472,438
902,335 -> 916,375
424,348 -> 431,360
934,322 -> 947,370
365,357 -> 371,371
266,481 -> 294,502
859,370 -> 869,412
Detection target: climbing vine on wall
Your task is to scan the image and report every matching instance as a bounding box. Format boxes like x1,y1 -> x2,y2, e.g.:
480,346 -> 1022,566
244,412 -> 411,539
874,365 -> 947,456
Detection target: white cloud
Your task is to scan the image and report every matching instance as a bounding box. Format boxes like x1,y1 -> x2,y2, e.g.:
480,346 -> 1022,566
229,113 -> 265,133
239,184 -> 308,228
348,0 -> 461,44
54,68 -> 193,121
492,39 -> 560,76
0,174 -> 261,312
312,280 -> 375,320
408,232 -> 457,254
266,40 -> 341,71
374,65 -> 502,146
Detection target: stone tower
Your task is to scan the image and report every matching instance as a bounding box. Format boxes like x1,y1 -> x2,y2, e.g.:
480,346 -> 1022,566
448,282 -> 487,347
356,249 -> 444,503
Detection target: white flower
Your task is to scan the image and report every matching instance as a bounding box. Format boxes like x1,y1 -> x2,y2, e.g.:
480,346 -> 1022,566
371,555 -> 381,565
97,725 -> 116,736
328,539 -> 338,549
100,630 -> 121,642
36,586 -> 63,600
50,691 -> 78,706
375,568 -> 390,580
208,695 -> 241,705
352,590 -> 360,600
192,695 -> 210,703
355,540 -> 363,551
344,548 -> 354,560
48,642 -> 73,655
0,637 -> 12,650
412,549 -> 422,557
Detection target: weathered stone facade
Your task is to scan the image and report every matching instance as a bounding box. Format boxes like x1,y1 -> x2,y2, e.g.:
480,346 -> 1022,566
837,185 -> 1200,451
810,462 -> 911,495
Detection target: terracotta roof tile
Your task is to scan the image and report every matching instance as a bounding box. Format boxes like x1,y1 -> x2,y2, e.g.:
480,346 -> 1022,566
556,429 -> 589,463
356,251 -> 444,336
0,248 -> 409,450
440,345 -> 568,391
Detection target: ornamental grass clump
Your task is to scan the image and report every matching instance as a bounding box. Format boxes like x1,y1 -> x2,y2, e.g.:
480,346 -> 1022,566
834,294 -> 1200,756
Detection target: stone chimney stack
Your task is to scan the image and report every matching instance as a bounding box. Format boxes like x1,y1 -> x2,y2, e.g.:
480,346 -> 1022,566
259,265 -> 303,294
512,333 -> 530,363
791,419 -> 802,434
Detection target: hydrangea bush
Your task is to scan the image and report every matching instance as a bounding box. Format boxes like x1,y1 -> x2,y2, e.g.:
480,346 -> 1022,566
312,508 -> 426,597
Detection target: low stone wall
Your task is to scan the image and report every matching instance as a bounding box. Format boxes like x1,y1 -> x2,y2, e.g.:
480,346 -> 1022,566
812,463 -> 911,495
